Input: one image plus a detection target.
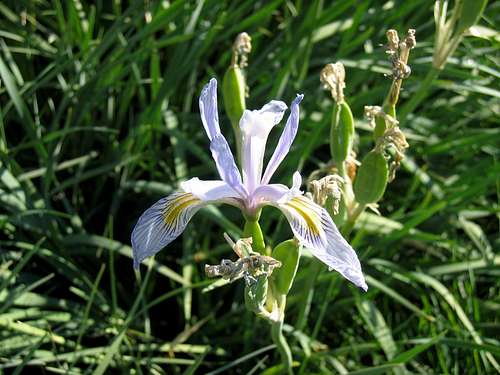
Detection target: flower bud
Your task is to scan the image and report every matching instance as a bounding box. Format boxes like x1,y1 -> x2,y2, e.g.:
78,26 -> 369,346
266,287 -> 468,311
330,101 -> 355,164
354,150 -> 388,204
222,65 -> 246,127
222,33 -> 252,161
271,240 -> 300,295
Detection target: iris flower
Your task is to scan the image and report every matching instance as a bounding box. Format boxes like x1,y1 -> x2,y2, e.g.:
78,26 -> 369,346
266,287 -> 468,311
131,79 -> 367,291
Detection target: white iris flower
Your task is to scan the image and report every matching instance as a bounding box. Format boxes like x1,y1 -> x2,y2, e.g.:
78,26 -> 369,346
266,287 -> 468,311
131,78 -> 367,291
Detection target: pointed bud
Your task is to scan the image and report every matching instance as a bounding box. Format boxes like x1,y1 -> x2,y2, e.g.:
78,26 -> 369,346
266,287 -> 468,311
354,150 -> 389,204
330,101 -> 355,164
271,240 -> 300,295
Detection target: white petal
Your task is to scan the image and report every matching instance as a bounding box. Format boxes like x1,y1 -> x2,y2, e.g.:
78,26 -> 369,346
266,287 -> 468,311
239,100 -> 287,193
239,101 -> 288,138
274,195 -> 368,291
292,171 -> 302,191
209,134 -> 247,198
261,94 -> 304,185
198,79 -> 246,197
252,183 -> 289,205
199,78 -> 220,141
181,177 -> 241,203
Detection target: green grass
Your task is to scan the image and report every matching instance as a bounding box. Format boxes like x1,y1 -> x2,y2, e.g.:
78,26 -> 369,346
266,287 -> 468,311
1,0 -> 499,373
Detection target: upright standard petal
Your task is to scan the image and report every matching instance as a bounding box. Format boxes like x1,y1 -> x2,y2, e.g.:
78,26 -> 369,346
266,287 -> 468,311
131,178 -> 241,268
199,78 -> 220,140
239,100 -> 288,193
271,194 -> 367,291
261,94 -> 304,185
210,134 -> 248,198
199,79 -> 246,198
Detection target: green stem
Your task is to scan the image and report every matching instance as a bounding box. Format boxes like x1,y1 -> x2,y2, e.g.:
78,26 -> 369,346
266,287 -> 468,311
399,67 -> 440,122
243,219 -> 266,254
341,202 -> 366,238
271,309 -> 293,374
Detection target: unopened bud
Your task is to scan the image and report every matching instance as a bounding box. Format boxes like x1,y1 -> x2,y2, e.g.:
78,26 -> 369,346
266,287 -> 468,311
271,239 -> 300,295
354,150 -> 389,204
330,101 -> 355,164
223,33 -> 251,155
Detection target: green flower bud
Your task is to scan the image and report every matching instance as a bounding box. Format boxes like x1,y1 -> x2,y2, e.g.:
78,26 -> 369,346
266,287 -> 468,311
222,65 -> 246,127
330,101 -> 355,164
271,240 -> 300,295
354,150 -> 388,204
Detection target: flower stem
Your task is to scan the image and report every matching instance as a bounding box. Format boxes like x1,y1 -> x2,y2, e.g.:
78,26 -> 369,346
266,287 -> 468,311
243,219 -> 266,254
270,295 -> 293,375
341,202 -> 366,238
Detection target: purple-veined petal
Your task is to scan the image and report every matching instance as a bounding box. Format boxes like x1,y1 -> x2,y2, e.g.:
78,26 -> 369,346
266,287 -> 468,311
210,134 -> 247,198
240,100 -> 288,193
199,79 -> 246,197
131,179 -> 241,268
199,78 -> 220,141
261,94 -> 304,185
270,194 -> 367,291
131,191 -> 203,268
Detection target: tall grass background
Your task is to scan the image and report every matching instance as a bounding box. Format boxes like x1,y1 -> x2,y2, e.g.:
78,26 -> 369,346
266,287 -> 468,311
0,0 -> 499,373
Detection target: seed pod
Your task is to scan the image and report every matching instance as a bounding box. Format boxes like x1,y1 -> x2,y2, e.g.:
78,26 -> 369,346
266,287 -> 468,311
354,150 -> 388,204
222,65 -> 246,127
330,102 -> 355,164
271,240 -> 300,295
373,105 -> 396,140
455,0 -> 488,34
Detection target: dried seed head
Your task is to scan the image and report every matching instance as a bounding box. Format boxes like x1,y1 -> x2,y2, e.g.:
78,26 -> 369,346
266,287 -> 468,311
376,126 -> 409,181
346,151 -> 359,182
232,32 -> 252,68
308,175 -> 344,214
320,62 -> 346,103
404,29 -> 417,50
385,28 -> 416,80
365,106 -> 399,130
385,126 -> 409,153
386,29 -> 400,56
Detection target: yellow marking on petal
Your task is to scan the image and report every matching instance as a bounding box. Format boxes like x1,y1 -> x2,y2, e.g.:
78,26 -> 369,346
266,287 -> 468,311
163,193 -> 201,226
285,197 -> 321,235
